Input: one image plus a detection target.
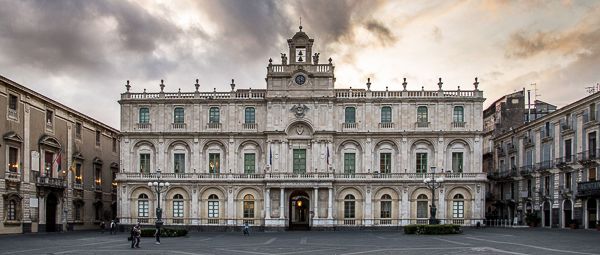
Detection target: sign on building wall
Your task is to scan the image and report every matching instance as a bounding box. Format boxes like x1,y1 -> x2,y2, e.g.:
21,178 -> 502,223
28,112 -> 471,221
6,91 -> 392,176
30,198 -> 38,208
31,151 -> 39,171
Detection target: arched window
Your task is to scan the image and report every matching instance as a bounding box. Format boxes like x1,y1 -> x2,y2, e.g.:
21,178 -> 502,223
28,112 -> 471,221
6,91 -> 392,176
381,106 -> 392,123
243,194 -> 255,220
380,194 -> 392,220
453,106 -> 464,123
173,107 -> 184,123
417,106 -> 428,123
244,107 -> 255,124
209,107 -> 220,123
137,193 -> 149,218
139,108 -> 150,123
344,194 -> 356,219
208,194 -> 219,224
345,107 -> 356,124
452,194 -> 464,219
173,194 -> 184,223
416,194 -> 428,219
7,200 -> 16,221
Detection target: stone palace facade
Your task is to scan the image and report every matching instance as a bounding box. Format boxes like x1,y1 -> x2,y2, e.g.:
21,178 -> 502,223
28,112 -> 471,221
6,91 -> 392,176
116,27 -> 487,230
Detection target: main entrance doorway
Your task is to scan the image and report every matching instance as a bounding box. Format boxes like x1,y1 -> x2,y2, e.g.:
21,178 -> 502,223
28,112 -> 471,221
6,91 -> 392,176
289,190 -> 310,230
46,193 -> 58,232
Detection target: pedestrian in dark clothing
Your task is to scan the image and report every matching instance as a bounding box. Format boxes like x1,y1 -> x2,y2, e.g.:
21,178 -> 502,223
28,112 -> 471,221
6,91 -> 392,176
154,228 -> 161,244
130,224 -> 141,248
243,222 -> 250,236
130,226 -> 136,248
100,221 -> 105,234
110,220 -> 116,235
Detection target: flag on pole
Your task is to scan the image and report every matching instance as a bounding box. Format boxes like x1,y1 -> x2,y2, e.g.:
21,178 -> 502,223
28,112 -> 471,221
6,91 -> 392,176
54,151 -> 62,173
269,144 -> 273,166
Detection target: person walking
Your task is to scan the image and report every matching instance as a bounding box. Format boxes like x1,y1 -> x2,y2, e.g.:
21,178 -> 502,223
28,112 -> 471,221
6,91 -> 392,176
110,220 -> 116,235
134,224 -> 141,248
130,225 -> 136,248
100,221 -> 105,234
154,228 -> 161,245
243,222 -> 250,236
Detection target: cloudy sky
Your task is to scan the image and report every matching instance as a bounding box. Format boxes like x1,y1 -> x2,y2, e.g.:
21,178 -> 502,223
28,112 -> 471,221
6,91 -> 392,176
1,0 -> 599,129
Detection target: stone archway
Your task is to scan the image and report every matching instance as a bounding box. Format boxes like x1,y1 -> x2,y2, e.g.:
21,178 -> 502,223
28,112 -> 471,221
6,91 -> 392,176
289,190 -> 310,230
45,193 -> 58,232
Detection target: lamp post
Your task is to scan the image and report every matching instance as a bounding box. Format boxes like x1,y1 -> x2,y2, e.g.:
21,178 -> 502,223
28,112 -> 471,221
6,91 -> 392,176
147,169 -> 170,244
423,166 -> 444,225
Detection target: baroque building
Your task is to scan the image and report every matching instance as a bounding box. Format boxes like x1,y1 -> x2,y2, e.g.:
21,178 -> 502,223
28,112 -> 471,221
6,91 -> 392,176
116,27 -> 486,230
0,76 -> 120,234
489,92 -> 600,228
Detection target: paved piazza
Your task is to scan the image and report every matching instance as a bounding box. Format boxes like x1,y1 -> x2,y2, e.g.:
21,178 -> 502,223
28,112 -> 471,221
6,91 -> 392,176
1,228 -> 599,255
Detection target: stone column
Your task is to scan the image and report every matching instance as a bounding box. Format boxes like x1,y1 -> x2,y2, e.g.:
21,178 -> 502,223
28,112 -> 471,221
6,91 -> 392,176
327,188 -> 333,219
313,188 -> 319,219
279,188 -> 285,220
191,186 -> 199,224
265,188 -> 271,219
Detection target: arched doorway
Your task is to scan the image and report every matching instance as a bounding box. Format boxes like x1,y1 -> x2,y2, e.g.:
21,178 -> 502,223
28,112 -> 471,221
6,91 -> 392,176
289,190 -> 310,230
563,200 -> 572,228
543,201 -> 551,227
587,199 -> 597,229
46,193 -> 58,232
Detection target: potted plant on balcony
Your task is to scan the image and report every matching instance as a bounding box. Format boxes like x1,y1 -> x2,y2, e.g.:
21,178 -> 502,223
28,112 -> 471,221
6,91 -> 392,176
525,212 -> 540,227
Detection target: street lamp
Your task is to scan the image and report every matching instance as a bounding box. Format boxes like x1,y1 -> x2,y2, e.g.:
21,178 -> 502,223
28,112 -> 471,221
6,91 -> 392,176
147,169 -> 170,244
423,166 -> 444,225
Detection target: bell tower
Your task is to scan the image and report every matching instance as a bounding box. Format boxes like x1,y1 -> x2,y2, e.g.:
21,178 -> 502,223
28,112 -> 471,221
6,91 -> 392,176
265,26 -> 335,98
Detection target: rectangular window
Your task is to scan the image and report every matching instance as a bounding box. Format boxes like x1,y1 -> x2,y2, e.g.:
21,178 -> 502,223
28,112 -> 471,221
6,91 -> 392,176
46,109 -> 53,125
293,149 -> 306,174
527,179 -> 532,197
380,153 -> 392,173
209,153 -> 220,173
245,107 -> 255,124
452,152 -> 464,173
453,201 -> 464,218
417,201 -> 428,218
243,201 -> 255,218
591,103 -> 597,121
565,172 -> 572,190
112,138 -> 117,152
8,147 -> 18,173
344,201 -> 355,218
416,153 -> 427,173
8,94 -> 18,110
544,176 -> 550,195
95,130 -> 101,146
565,139 -> 572,162
95,165 -> 102,186
590,167 -> 597,181
208,201 -> 219,218
417,106 -> 428,123
173,107 -> 185,123
244,153 -> 255,174
138,200 -> 149,217
344,153 -> 356,174
453,106 -> 464,123
209,107 -> 220,123
345,107 -> 356,123
173,201 -> 184,218
380,201 -> 391,218
75,122 -> 82,139
75,163 -> 82,184
139,153 -> 150,174
381,106 -> 392,123
7,201 -> 16,220
544,122 -> 550,137
44,151 -> 54,176
74,204 -> 81,221
174,153 -> 185,173
589,132 -> 597,158
139,108 -> 150,123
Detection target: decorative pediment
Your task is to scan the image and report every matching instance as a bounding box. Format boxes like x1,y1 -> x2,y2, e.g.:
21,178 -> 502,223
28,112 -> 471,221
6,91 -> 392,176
39,135 -> 61,149
3,131 -> 23,143
93,157 -> 103,165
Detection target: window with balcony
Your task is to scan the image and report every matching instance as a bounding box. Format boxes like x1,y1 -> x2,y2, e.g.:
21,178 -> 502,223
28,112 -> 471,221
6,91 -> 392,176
139,108 -> 150,123
416,194 -> 428,218
453,106 -> 464,123
381,106 -> 392,123
589,132 -> 597,159
173,194 -> 184,219
345,107 -> 356,124
293,149 -> 306,174
75,163 -> 82,184
244,153 -> 255,174
416,153 -> 427,173
94,164 -> 102,188
243,194 -> 255,219
95,130 -> 101,146
8,147 -> 19,173
565,139 -> 572,162
209,107 -> 220,123
417,106 -> 428,127
344,153 -> 355,174
44,151 -> 54,176
137,194 -> 149,218
174,153 -> 185,173
139,153 -> 150,174
209,153 -> 220,173
452,194 -> 465,218
344,194 -> 356,219
173,107 -> 185,124
589,167 -> 597,181
74,123 -> 82,140
380,194 -> 392,219
565,172 -> 572,190
527,179 -> 532,197
244,107 -> 255,124
380,153 -> 391,173
544,176 -> 550,195
452,152 -> 463,173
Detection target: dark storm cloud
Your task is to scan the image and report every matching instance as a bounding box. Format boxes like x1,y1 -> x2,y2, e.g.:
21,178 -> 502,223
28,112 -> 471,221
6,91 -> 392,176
365,20 -> 397,46
0,0 -> 181,75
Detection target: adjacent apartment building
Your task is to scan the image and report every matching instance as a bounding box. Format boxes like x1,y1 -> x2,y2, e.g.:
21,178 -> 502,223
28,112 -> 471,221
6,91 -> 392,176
0,76 -> 120,234
116,27 -> 487,230
489,91 -> 599,228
